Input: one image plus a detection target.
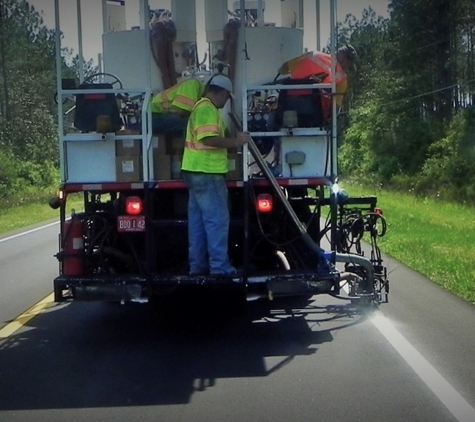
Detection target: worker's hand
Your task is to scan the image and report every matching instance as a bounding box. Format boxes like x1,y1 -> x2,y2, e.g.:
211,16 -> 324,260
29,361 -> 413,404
237,131 -> 251,145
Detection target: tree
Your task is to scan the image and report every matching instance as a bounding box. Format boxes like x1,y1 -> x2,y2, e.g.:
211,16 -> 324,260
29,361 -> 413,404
338,1 -> 475,202
0,0 -> 74,197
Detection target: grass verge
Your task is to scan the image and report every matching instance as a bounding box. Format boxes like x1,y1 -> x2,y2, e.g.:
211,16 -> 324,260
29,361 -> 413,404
0,193 -> 84,236
343,181 -> 475,304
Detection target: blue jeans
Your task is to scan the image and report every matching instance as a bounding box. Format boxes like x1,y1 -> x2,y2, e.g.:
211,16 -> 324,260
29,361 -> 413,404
182,171 -> 235,275
152,113 -> 187,135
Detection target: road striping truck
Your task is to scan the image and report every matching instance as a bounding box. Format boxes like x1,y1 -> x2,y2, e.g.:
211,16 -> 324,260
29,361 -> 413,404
50,0 -> 389,315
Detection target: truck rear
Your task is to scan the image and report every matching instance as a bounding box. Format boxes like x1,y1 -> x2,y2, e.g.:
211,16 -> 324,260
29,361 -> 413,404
51,0 -> 389,313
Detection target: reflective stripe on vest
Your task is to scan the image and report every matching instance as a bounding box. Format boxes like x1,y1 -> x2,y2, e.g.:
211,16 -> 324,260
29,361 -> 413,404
196,124 -> 220,136
185,140 -> 218,150
310,54 -> 347,84
175,93 -> 196,108
184,121 -> 221,150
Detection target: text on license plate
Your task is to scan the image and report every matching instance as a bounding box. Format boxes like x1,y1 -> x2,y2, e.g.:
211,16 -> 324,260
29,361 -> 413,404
117,215 -> 145,232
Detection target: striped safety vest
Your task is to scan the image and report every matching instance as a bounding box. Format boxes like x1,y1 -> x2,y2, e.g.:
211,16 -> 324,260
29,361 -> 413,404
304,53 -> 348,117
307,52 -> 347,85
181,98 -> 228,174
290,52 -> 348,110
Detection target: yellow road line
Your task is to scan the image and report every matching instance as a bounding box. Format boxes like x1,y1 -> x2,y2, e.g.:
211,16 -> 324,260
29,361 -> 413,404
0,293 -> 55,339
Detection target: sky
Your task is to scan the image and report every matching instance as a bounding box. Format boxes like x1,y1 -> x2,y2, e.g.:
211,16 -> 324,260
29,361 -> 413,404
29,0 -> 390,64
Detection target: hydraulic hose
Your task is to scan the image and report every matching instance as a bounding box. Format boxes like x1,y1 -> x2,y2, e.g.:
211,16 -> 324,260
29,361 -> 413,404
230,109 -> 325,257
335,252 -> 375,289
230,112 -> 375,287
246,134 -> 325,257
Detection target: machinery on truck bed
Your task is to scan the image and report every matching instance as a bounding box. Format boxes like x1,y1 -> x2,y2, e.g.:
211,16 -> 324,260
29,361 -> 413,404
51,0 -> 389,313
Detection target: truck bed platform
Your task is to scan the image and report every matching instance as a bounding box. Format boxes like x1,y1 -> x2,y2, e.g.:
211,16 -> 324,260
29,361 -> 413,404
54,269 -> 339,302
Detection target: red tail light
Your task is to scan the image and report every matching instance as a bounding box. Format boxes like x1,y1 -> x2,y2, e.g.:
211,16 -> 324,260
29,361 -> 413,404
257,194 -> 273,213
374,207 -> 383,215
125,196 -> 143,215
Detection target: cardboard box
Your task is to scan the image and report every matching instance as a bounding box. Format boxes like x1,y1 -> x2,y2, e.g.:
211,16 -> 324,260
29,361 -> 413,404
152,135 -> 167,155
171,154 -> 183,179
116,139 -> 142,157
116,155 -> 142,182
226,153 -> 244,179
166,135 -> 185,155
153,151 -> 172,180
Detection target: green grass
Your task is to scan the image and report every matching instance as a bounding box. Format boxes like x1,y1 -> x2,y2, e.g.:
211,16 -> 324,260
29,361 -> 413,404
0,193 -> 84,235
0,200 -> 58,234
342,181 -> 475,304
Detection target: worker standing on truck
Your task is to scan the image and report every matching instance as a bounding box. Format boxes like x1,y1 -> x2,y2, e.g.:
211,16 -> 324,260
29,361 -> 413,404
279,44 -> 357,120
151,78 -> 205,135
181,74 -> 250,276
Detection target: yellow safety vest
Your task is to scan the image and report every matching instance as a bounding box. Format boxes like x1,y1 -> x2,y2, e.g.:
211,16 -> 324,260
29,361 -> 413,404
151,78 -> 205,114
181,98 -> 228,174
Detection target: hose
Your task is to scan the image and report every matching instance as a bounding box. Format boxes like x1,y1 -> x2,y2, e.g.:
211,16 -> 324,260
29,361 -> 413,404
229,110 -> 324,256
276,250 -> 291,270
229,112 -> 375,286
335,252 -> 375,289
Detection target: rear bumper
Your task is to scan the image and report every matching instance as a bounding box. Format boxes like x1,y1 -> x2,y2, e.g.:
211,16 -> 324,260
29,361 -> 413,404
54,270 -> 339,302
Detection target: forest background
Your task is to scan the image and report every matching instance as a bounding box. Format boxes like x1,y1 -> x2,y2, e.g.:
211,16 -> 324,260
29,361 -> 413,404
1,0 -> 475,206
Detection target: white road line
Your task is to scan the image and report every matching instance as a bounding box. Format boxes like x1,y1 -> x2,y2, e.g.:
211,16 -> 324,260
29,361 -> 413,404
371,311 -> 475,422
0,221 -> 59,244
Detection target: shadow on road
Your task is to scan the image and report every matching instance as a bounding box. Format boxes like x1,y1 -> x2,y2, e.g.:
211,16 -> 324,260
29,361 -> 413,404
0,295 -> 369,410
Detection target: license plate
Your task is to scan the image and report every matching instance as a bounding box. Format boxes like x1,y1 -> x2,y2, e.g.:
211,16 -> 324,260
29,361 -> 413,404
117,215 -> 145,232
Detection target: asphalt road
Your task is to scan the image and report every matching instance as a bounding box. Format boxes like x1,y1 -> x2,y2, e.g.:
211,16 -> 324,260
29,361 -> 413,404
1,223 -> 475,422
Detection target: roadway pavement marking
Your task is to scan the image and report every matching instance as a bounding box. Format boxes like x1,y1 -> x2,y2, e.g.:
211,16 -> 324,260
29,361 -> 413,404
371,311 -> 475,422
0,221 -> 59,244
0,293 -> 55,339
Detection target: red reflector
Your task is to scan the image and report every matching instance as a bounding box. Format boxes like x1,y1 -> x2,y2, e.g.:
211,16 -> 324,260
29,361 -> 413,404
374,207 -> 383,215
257,194 -> 273,213
126,196 -> 143,215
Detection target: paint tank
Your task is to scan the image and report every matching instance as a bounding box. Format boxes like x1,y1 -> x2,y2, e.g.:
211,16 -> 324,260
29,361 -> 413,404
235,26 -> 303,86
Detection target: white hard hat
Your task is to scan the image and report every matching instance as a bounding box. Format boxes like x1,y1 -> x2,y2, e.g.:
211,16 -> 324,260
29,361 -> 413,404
209,74 -> 234,98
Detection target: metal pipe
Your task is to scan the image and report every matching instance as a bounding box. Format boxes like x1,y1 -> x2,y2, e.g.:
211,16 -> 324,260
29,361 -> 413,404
101,0 -> 108,33
335,252 -> 375,288
76,0 -> 84,83
54,0 -> 65,182
238,0 -> 250,183
330,0 -> 337,179
298,0 -> 304,29
97,53 -> 102,74
257,0 -> 264,26
239,0 -> 245,24
315,0 -> 321,51
142,0 -> 152,92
